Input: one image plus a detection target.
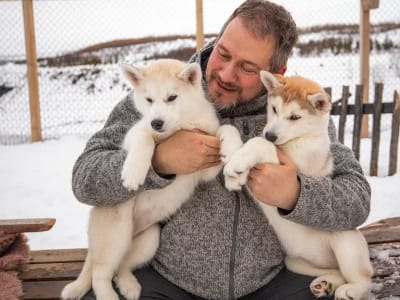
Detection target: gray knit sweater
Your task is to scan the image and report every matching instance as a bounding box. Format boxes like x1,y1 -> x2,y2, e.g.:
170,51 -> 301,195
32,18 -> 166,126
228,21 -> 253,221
71,42 -> 371,299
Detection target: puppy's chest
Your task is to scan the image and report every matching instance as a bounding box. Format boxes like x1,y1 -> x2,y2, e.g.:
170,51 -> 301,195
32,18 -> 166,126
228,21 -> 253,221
221,114 -> 266,142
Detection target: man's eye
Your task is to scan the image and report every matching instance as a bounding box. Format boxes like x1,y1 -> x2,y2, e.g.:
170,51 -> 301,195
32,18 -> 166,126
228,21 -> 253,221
272,106 -> 277,114
167,95 -> 177,102
289,114 -> 301,121
146,97 -> 153,103
241,64 -> 257,74
218,51 -> 230,60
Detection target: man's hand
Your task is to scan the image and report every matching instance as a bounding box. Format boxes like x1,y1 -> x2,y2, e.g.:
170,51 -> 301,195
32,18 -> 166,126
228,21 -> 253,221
247,148 -> 300,211
152,130 -> 221,176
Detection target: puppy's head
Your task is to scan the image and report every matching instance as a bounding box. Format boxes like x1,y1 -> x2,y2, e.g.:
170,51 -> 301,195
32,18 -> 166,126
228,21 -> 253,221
260,70 -> 331,146
122,59 -> 203,136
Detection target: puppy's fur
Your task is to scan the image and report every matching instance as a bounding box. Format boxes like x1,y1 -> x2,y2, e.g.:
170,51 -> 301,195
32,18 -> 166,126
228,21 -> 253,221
61,59 -> 241,300
224,71 -> 373,300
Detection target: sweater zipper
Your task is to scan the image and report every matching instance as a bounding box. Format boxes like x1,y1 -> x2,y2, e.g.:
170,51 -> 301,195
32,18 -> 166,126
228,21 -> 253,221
228,191 -> 240,300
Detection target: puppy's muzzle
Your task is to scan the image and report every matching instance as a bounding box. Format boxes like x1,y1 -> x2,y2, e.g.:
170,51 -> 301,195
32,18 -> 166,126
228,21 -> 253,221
265,132 -> 277,143
151,119 -> 165,132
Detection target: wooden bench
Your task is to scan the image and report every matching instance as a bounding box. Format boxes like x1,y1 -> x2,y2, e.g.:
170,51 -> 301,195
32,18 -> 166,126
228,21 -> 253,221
1,217 -> 400,299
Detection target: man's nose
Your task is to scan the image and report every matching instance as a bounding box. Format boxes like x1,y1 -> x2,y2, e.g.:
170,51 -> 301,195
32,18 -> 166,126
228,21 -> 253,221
218,62 -> 237,83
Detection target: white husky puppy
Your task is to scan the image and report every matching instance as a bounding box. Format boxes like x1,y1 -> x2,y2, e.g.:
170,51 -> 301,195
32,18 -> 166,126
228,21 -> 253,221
223,71 -> 372,300
61,59 -> 241,300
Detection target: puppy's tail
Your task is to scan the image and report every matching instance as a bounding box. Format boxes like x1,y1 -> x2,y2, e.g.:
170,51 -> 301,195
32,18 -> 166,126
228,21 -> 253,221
61,255 -> 92,300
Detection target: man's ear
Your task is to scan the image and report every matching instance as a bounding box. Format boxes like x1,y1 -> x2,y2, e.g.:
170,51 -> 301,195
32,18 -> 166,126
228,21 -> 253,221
277,66 -> 287,75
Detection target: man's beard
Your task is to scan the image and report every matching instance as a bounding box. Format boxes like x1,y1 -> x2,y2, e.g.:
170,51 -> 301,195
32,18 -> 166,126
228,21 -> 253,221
206,72 -> 243,109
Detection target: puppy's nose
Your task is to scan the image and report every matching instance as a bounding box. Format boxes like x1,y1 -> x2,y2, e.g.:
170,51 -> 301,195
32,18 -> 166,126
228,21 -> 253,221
151,119 -> 164,131
265,132 -> 277,143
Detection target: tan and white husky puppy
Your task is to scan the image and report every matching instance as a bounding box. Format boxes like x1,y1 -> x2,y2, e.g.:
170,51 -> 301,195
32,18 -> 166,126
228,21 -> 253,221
61,59 -> 242,300
223,71 -> 372,300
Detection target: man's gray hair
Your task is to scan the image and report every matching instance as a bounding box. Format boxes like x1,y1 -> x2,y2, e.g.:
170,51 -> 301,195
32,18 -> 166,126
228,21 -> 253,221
217,0 -> 298,73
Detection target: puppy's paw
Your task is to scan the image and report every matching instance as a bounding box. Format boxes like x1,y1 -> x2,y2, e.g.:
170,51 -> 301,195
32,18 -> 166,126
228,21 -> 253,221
334,283 -> 370,300
223,156 -> 250,191
115,273 -> 141,300
218,125 -> 242,164
311,274 -> 344,298
310,278 -> 334,298
121,156 -> 149,191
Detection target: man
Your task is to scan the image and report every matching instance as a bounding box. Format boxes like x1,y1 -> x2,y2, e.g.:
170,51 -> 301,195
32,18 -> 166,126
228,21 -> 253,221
73,0 -> 370,299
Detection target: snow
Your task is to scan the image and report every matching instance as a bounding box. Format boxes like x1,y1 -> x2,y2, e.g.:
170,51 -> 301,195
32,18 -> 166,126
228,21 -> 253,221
0,0 -> 399,251
0,132 -> 399,250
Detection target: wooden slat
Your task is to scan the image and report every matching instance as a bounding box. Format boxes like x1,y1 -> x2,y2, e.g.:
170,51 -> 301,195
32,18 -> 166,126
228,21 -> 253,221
29,248 -> 87,263
360,217 -> 400,244
352,84 -> 363,160
0,218 -> 55,233
22,280 -> 71,300
389,90 -> 400,176
370,83 -> 383,176
19,261 -> 83,280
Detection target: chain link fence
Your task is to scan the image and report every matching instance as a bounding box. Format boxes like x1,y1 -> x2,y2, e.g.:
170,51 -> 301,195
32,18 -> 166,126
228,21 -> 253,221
0,0 -> 399,145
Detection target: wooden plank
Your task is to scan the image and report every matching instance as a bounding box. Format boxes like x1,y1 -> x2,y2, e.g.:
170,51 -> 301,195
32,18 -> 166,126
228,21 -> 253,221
389,90 -> 400,176
352,85 -> 363,160
22,280 -> 71,300
22,0 -> 42,142
330,102 -> 394,115
19,261 -> 82,280
360,217 -> 400,244
29,248 -> 87,263
370,83 -> 383,176
0,218 -> 55,233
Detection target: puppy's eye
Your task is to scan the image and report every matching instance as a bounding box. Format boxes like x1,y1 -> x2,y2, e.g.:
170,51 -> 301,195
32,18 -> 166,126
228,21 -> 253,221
289,114 -> 301,121
167,94 -> 177,102
146,97 -> 153,103
272,106 -> 277,114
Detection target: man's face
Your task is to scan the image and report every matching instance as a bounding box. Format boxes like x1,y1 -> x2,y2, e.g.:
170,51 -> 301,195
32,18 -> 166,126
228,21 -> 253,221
205,17 -> 276,109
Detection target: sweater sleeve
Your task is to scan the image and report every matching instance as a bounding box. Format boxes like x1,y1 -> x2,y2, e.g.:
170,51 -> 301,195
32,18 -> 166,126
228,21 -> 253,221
282,119 -> 371,230
71,93 -> 174,206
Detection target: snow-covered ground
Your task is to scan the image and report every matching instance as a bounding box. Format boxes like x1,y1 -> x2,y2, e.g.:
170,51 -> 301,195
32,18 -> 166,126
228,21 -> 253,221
0,0 -> 399,250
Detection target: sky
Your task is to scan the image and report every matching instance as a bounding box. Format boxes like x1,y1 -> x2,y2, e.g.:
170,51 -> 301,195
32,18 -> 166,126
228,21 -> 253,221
0,0 -> 399,251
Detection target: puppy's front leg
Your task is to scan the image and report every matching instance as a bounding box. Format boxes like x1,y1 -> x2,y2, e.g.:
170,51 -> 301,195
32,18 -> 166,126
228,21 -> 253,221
218,124 -> 243,164
223,137 -> 278,191
121,122 -> 155,191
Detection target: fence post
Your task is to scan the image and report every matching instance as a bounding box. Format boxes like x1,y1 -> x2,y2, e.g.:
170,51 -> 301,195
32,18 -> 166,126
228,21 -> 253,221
196,0 -> 204,51
370,83 -> 383,176
22,0 -> 42,142
389,90 -> 400,176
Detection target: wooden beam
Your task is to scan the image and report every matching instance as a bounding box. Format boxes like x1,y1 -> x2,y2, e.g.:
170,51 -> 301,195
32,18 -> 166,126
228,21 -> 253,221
360,0 -> 370,138
196,0 -> 204,50
360,217 -> 400,244
0,218 -> 55,233
22,0 -> 42,142
389,90 -> 400,175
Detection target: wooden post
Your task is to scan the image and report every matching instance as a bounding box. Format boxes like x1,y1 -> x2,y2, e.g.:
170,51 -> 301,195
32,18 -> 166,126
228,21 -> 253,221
360,0 -> 380,138
196,0 -> 204,51
389,90 -> 400,176
370,83 -> 383,176
22,0 -> 42,142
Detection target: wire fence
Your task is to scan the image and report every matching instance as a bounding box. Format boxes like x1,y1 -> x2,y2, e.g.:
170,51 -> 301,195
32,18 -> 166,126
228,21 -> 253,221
0,0 -> 399,145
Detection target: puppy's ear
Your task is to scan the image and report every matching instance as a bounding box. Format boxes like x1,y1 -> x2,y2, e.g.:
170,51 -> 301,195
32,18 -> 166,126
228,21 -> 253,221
179,63 -> 202,87
121,64 -> 143,86
307,92 -> 332,114
260,70 -> 283,92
